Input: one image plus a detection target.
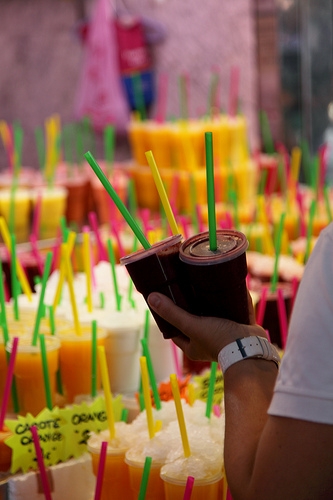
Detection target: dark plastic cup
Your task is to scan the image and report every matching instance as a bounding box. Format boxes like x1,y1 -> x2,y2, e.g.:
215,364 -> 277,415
179,229 -> 250,324
120,234 -> 194,339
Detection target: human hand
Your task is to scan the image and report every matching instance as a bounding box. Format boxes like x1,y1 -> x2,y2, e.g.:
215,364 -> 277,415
148,290 -> 268,362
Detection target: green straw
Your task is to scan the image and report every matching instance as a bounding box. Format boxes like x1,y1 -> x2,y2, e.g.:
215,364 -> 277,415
270,212 -> 286,293
48,305 -> 63,395
207,71 -> 219,117
39,334 -> 53,410
205,132 -> 217,251
10,233 -> 19,321
75,122 -> 84,167
121,407 -> 129,423
107,239 -> 122,311
0,256 -> 19,412
205,361 -> 217,418
179,74 -> 189,121
304,199 -> 316,263
259,110 -> 275,154
91,320 -> 97,398
32,252 -> 53,346
0,259 -> 9,345
84,152 -> 151,249
127,178 -> 138,217
141,338 -> 162,410
104,125 -> 115,176
132,73 -> 146,121
300,139 -> 312,186
138,456 -> 152,500
138,310 -> 151,397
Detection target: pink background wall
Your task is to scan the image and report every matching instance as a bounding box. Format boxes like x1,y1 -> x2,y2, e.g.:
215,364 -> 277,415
0,0 -> 259,168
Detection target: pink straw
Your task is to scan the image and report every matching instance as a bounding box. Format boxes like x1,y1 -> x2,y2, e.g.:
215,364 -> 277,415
51,229 -> 62,273
29,234 -> 45,276
256,286 -> 268,326
111,223 -> 125,259
226,487 -> 233,500
94,441 -> 108,500
171,342 -> 182,380
88,211 -> 108,262
30,425 -> 53,500
83,226 -> 96,288
213,404 -> 221,417
183,476 -> 195,500
228,66 -> 240,117
31,192 -> 42,239
277,288 -> 288,349
155,72 -> 168,123
0,336 -> 19,429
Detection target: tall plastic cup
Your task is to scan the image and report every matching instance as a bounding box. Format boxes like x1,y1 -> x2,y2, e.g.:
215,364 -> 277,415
6,335 -> 60,416
57,324 -> 108,404
125,456 -> 166,500
99,312 -> 143,395
88,425 -> 135,500
31,186 -> 67,240
179,229 -> 250,324
120,235 -> 193,339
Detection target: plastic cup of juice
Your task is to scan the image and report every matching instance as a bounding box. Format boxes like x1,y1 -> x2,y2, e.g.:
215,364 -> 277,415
179,229 -> 250,324
125,435 -> 169,500
57,324 -> 108,404
0,188 -> 32,243
88,424 -> 135,500
120,235 -> 194,339
31,186 -> 67,240
6,335 -> 60,416
99,311 -> 143,395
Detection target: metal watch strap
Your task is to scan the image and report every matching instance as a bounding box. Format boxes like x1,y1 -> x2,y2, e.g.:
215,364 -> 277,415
218,336 -> 281,374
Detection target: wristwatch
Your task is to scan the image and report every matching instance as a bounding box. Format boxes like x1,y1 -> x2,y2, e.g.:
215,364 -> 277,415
218,336 -> 281,374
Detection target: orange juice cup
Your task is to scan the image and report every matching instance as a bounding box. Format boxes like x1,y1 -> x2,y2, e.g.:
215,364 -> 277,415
6,335 -> 60,416
161,470 -> 223,500
125,456 -> 165,500
57,325 -> 107,404
0,427 -> 12,472
88,425 -> 135,499
146,122 -> 173,168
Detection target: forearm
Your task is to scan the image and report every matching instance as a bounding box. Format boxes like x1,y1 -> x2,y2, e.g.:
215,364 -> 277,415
223,359 -> 278,500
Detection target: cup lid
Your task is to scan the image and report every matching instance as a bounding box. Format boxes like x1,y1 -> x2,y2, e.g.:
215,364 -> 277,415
180,230 -> 248,265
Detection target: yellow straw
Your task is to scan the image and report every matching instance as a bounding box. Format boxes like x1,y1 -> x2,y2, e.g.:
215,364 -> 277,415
145,151 -> 179,236
0,216 -> 32,301
61,242 -> 82,335
53,231 -> 76,311
82,232 -> 93,312
290,146 -> 302,185
98,345 -> 116,439
140,356 -> 155,439
170,373 -> 191,458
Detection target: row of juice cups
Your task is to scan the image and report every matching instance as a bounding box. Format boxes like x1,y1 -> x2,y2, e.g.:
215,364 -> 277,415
0,313 -> 145,418
87,407 -> 225,500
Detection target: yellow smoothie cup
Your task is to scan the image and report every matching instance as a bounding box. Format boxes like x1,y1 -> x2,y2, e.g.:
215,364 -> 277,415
0,188 -> 31,243
31,186 -> 67,240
